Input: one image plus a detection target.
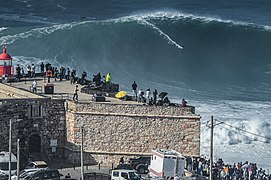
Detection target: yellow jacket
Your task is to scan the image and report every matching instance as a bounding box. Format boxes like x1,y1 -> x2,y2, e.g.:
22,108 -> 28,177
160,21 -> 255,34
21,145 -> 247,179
106,73 -> 111,83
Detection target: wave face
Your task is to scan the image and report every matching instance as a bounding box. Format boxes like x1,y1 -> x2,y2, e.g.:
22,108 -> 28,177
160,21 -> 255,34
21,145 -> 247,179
2,13 -> 271,101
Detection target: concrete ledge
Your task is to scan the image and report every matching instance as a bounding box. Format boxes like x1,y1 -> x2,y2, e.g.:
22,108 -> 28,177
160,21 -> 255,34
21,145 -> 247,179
71,111 -> 201,119
64,146 -> 152,156
0,83 -> 45,99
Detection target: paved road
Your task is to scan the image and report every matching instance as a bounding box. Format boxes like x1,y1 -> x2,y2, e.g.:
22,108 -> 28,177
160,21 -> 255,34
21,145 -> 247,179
58,165 -> 111,180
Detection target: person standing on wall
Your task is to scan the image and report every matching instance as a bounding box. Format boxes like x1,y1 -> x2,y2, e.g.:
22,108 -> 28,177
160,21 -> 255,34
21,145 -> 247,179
132,81 -> 137,101
153,89 -> 158,105
46,69 -> 52,83
26,64 -> 31,77
31,64 -> 35,78
73,85 -> 79,102
70,69 -> 76,84
54,67 -> 58,81
32,80 -> 37,93
16,64 -> 21,81
102,75 -> 106,85
146,89 -> 150,104
40,62 -> 44,74
106,73 -> 111,84
66,68 -> 70,80
138,89 -> 143,102
21,67 -> 25,78
182,98 -> 187,107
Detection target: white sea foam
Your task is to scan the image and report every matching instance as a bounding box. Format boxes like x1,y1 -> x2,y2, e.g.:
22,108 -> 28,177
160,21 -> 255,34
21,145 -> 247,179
15,0 -> 29,3
13,56 -> 64,71
110,11 -> 271,32
104,14 -> 184,50
57,4 -> 66,10
0,27 -> 8,32
265,64 -> 271,75
138,20 -> 183,50
191,99 -> 271,168
0,21 -> 86,45
0,14 -> 52,25
144,11 -> 271,30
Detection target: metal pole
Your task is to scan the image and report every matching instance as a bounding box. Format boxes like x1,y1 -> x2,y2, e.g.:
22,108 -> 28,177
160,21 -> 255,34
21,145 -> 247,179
80,126 -> 84,180
9,119 -> 12,180
209,116 -> 214,180
16,139 -> 20,180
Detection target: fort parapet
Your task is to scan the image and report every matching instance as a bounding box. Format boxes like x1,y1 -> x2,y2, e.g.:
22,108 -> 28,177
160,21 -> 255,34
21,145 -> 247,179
66,100 -> 200,164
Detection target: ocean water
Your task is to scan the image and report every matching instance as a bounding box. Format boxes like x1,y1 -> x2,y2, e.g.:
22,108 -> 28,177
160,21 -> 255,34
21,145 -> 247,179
1,0 -> 271,168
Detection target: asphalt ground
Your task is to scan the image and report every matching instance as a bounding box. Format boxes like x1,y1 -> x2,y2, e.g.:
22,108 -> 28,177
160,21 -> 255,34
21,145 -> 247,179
58,164 -> 111,180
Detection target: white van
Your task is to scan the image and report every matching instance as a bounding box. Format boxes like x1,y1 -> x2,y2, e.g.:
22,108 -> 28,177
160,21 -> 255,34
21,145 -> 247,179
111,169 -> 141,180
149,149 -> 185,180
0,151 -> 17,177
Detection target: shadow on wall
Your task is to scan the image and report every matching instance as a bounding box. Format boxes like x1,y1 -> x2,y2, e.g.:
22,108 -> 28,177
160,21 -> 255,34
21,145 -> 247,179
46,142 -> 97,169
63,141 -> 98,167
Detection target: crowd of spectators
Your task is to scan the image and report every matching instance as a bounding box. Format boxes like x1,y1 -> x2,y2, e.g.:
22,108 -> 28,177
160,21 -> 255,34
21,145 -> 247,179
185,156 -> 271,180
15,62 -> 188,106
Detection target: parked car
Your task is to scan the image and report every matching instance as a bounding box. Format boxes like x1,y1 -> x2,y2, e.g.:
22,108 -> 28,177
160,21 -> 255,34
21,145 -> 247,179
116,164 -> 133,170
0,151 -> 17,177
11,169 -> 40,180
111,169 -> 140,180
26,161 -> 48,170
128,156 -> 150,174
29,169 -> 62,180
84,172 -> 109,180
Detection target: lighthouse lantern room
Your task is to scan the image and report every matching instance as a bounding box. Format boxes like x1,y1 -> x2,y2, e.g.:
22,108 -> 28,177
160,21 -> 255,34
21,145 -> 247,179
0,47 -> 13,78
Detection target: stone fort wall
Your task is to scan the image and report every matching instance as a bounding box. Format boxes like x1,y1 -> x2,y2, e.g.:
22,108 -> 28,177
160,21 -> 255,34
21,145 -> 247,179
0,95 -> 201,166
65,100 -> 201,165
0,98 -> 66,161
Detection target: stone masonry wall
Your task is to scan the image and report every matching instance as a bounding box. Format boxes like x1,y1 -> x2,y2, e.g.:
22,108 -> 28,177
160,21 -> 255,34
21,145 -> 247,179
66,100 -> 200,165
0,99 -> 66,159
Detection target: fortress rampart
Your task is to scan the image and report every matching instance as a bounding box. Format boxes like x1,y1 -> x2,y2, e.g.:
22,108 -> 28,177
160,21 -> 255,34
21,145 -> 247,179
66,100 -> 201,165
0,98 -> 66,162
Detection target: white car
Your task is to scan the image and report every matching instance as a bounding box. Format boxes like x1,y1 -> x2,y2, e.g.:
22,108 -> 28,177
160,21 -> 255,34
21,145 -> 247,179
0,151 -> 17,177
111,169 -> 141,180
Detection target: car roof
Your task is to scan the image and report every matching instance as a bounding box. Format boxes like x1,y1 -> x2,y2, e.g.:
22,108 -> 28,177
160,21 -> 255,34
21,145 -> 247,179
38,169 -> 59,172
29,169 -> 60,179
30,161 -> 47,166
22,169 -> 40,173
31,169 -> 60,175
113,169 -> 137,173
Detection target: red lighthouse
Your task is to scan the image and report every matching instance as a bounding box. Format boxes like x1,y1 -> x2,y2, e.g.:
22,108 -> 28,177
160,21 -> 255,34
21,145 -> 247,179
0,47 -> 13,78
